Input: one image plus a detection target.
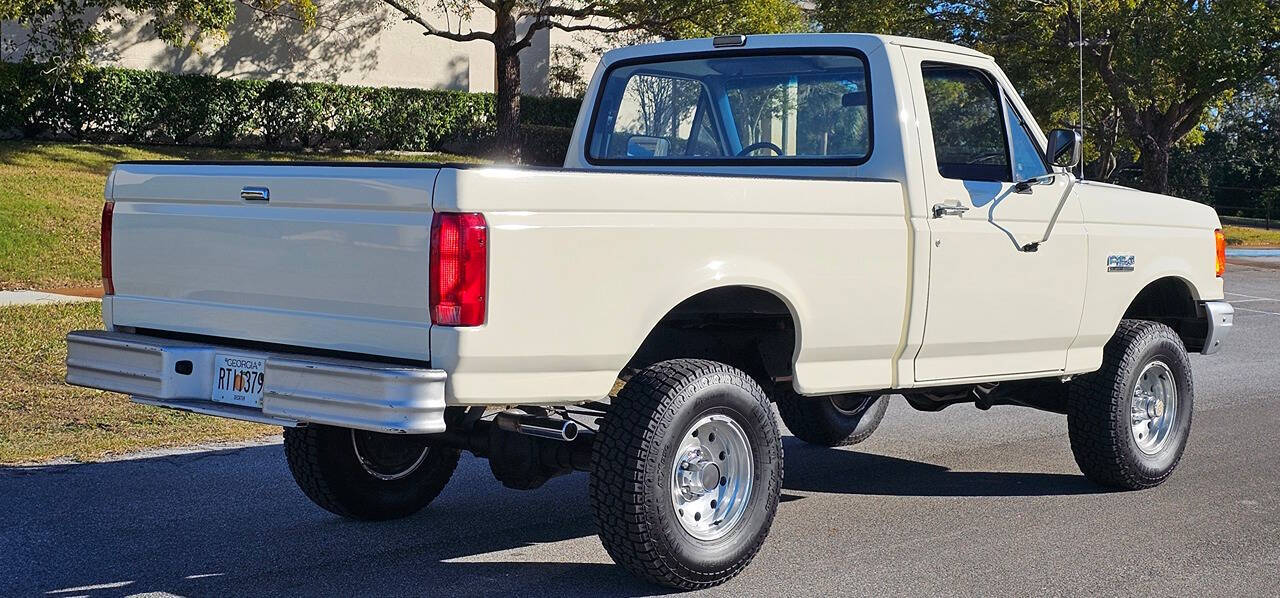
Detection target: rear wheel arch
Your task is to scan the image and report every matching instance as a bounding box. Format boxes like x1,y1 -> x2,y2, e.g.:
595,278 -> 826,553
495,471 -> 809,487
622,285 -> 802,386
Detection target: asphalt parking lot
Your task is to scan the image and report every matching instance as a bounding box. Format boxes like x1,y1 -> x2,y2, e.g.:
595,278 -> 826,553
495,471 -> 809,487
3,263 -> 1278,597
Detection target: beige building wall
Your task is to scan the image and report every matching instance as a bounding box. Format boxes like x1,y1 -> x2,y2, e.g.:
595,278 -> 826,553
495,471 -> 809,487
2,2 -> 606,96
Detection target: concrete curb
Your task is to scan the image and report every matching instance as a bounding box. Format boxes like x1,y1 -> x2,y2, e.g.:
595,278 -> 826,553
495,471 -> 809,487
0,435 -> 284,472
0,290 -> 102,307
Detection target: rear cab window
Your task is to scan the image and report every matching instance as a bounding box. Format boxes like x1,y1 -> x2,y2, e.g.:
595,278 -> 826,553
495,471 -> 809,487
587,51 -> 872,165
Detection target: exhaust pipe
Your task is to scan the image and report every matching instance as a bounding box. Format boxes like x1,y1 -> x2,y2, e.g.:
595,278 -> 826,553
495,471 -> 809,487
494,413 -> 579,442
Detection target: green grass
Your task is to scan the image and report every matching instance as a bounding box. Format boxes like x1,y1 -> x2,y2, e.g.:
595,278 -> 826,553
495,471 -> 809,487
0,140 -> 485,291
1223,224 -> 1280,247
0,302 -> 277,464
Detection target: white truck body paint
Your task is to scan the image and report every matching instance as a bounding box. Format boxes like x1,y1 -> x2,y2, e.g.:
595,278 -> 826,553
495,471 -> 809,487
107,163 -> 438,360
90,33 -> 1225,410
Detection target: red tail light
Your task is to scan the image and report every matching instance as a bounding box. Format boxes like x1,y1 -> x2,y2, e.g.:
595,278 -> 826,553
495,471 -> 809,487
101,201 -> 114,295
1214,228 -> 1226,277
430,212 -> 487,326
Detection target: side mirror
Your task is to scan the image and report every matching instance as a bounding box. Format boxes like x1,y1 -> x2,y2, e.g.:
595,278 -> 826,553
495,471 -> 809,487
1046,128 -> 1082,168
626,135 -> 670,158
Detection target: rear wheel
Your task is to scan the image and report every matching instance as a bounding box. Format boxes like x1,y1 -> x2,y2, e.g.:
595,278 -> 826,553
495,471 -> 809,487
589,359 -> 783,589
284,425 -> 460,520
1067,319 -> 1194,489
775,387 -> 888,447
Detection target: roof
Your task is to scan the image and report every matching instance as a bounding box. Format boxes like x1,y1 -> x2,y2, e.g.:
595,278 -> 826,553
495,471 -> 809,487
601,33 -> 992,63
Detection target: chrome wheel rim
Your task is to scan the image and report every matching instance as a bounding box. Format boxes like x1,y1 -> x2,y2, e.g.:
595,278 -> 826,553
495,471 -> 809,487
1131,360 -> 1178,455
351,430 -> 429,481
670,413 -> 753,541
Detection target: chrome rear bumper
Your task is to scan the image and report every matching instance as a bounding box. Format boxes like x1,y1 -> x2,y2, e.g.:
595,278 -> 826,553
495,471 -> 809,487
1199,301 -> 1234,356
65,330 -> 446,434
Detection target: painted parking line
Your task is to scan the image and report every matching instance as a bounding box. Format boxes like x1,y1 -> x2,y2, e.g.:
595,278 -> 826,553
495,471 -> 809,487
1226,291 -> 1280,301
1224,291 -> 1280,314
1234,306 -> 1280,316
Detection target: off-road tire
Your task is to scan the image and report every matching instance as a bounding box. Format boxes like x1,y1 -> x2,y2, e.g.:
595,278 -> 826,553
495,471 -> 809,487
284,425 -> 460,521
1067,319 -> 1194,490
589,359 -> 783,590
775,388 -> 888,447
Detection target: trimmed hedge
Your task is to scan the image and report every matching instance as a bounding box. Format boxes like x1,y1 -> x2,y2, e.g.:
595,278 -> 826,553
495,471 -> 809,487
522,95 -> 582,129
518,124 -> 576,166
0,61 -> 582,157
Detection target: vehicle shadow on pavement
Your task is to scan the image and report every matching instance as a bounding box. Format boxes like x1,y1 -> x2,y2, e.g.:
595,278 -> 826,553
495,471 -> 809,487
781,438 -> 1102,497
3,438 -> 1101,597
1,445 -> 669,598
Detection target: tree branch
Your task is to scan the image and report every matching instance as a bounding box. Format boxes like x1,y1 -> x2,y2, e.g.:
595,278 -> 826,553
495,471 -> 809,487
511,18 -> 554,52
381,0 -> 493,43
511,0 -> 715,52
549,20 -> 650,35
1091,43 -> 1145,142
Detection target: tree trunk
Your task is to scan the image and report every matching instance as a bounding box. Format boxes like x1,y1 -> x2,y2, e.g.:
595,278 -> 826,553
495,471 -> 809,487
494,11 -> 521,163
1138,138 -> 1172,195
1090,112 -> 1121,181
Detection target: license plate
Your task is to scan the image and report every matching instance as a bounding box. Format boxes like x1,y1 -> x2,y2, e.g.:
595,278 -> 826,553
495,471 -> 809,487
211,354 -> 266,408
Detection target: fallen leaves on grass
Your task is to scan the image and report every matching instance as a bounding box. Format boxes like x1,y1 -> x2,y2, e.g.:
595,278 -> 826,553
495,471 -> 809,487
0,302 -> 274,464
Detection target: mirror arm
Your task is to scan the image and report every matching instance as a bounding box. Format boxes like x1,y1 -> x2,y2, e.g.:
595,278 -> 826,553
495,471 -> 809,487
1020,174 -> 1076,252
1013,173 -> 1056,194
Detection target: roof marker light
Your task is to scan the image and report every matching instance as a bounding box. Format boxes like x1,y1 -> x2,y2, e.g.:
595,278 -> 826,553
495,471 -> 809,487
713,35 -> 747,48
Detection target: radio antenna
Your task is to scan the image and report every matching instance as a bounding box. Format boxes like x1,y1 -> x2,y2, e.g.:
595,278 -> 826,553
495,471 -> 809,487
1077,0 -> 1085,180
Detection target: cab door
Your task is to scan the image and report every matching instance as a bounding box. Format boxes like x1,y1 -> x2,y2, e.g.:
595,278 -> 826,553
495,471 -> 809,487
903,50 -> 1088,382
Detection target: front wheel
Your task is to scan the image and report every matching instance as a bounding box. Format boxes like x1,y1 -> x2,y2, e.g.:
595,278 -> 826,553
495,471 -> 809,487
589,359 -> 783,589
284,425 -> 460,521
1067,319 -> 1194,490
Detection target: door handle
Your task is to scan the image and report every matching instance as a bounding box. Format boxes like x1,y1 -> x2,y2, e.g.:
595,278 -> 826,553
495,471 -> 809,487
240,186 -> 270,201
932,201 -> 969,218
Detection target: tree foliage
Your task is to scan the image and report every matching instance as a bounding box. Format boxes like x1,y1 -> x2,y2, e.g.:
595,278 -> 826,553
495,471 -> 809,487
813,0 -> 946,38
814,0 -> 1280,194
1,1 -> 316,77
1170,78 -> 1280,211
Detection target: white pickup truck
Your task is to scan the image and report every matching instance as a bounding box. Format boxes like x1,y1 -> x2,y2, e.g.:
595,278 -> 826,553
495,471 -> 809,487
67,33 -> 1233,589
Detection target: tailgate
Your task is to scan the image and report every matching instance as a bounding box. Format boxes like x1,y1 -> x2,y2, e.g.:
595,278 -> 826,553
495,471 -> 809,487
107,162 -> 439,361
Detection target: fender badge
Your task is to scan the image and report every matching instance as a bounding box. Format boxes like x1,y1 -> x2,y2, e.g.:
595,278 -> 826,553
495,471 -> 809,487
1107,254 -> 1136,272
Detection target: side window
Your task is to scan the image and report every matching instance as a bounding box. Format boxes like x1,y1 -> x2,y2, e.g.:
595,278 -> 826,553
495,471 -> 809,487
1004,100 -> 1050,182
601,75 -> 720,158
921,64 -> 1010,182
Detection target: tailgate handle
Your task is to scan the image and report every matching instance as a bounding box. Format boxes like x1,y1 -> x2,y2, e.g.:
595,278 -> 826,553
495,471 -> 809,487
240,186 -> 270,201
